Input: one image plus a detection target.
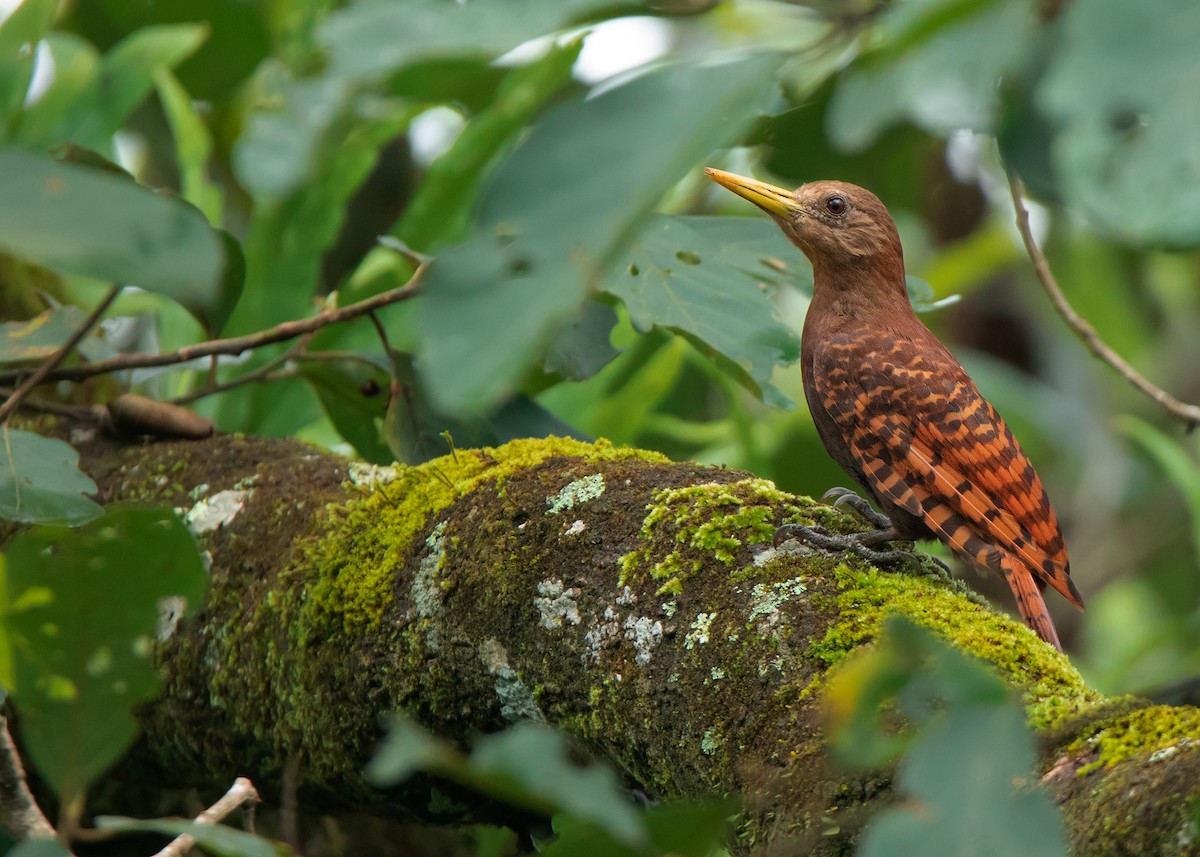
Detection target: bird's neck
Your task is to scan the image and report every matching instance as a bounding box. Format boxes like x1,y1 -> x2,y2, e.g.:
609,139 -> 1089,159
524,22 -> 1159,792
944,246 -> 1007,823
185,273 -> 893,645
807,252 -> 914,329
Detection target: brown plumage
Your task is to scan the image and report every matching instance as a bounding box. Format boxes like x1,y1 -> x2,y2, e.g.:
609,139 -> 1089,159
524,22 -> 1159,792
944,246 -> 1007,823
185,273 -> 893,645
705,168 -> 1083,651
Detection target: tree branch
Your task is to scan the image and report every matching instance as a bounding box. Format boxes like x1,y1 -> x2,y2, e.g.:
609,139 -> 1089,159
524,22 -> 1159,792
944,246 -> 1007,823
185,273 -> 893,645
0,270 -> 424,389
0,715 -> 57,843
0,285 -> 123,424
1007,174 -> 1200,430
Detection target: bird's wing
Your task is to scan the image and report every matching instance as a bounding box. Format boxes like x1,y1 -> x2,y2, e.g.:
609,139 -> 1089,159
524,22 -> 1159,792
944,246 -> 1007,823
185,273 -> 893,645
811,340 -> 1082,610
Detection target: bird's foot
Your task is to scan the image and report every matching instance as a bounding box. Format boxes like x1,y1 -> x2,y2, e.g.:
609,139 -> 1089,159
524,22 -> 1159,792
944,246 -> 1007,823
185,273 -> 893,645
773,523 -> 911,564
821,486 -> 892,529
773,522 -> 953,579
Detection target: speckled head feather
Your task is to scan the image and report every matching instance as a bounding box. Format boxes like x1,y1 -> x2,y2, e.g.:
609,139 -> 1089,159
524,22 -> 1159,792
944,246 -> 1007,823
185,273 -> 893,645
706,167 -> 1083,652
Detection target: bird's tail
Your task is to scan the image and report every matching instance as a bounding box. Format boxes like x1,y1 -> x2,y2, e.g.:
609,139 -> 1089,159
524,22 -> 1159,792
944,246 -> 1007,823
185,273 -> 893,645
1000,555 -> 1063,652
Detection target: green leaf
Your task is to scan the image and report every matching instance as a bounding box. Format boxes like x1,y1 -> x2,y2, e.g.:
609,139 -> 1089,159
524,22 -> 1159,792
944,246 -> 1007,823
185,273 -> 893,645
94,817 -> 284,857
0,148 -> 231,331
71,23 -> 208,151
155,68 -> 223,223
0,507 -> 207,808
1036,0 -> 1200,245
0,0 -> 58,132
543,300 -> 620,382
470,724 -> 646,850
395,38 -> 584,253
603,215 -> 802,407
1117,416 -> 1200,564
301,358 -> 393,465
544,800 -> 735,857
317,0 -> 610,81
368,719 -> 648,849
13,33 -> 101,150
366,716 -> 460,785
0,429 -> 100,525
825,617 -> 1068,857
858,705 -> 1067,857
7,840 -> 73,857
0,305 -> 115,364
828,0 -> 1034,151
420,52 -> 786,414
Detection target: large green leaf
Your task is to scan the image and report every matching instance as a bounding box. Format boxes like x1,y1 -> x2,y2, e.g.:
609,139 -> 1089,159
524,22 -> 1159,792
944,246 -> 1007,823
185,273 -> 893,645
1037,0 -> 1200,245
828,0 -> 1034,151
0,148 -> 234,331
827,617 -> 1068,857
858,704 -> 1068,857
0,507 -> 207,810
0,428 -> 100,525
602,215 -> 802,407
419,52 -> 786,414
95,817 -> 284,857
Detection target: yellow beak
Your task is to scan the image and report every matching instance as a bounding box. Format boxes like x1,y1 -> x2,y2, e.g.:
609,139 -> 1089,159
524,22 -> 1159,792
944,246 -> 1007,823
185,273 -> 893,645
704,168 -> 799,219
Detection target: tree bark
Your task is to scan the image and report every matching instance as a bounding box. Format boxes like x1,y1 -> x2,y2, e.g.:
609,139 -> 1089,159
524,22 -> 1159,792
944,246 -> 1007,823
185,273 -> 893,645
64,430 -> 1200,855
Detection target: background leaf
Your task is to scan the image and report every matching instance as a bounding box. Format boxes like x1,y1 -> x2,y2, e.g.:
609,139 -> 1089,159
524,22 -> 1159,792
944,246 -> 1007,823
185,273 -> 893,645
0,148 -> 233,331
419,52 -> 786,414
0,429 -> 100,525
0,507 -> 207,809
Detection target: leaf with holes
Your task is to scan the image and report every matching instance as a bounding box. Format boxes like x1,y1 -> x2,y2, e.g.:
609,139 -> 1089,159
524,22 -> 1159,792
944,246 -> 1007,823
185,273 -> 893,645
0,507 -> 207,810
418,52 -> 785,414
602,215 -> 802,407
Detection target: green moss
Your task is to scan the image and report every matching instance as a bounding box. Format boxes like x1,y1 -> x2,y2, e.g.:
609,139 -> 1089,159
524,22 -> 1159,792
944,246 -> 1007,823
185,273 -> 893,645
811,563 -> 1101,729
620,478 -> 808,595
302,437 -> 665,635
1069,705 -> 1200,775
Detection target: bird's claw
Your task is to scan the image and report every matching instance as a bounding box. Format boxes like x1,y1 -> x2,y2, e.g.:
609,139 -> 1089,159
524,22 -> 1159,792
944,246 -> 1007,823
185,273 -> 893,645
774,521 -> 947,574
820,487 -> 892,529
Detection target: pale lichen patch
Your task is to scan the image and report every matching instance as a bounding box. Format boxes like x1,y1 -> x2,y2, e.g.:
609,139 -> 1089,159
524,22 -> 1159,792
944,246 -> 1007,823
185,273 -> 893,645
183,488 -> 249,534
479,638 -> 544,723
546,473 -> 605,514
622,615 -> 663,665
347,461 -> 402,486
535,578 -> 581,629
748,577 -> 807,627
685,612 -> 716,650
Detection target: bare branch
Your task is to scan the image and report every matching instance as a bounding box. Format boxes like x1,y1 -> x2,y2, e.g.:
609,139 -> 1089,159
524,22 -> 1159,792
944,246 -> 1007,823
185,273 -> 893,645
1007,174 -> 1200,430
0,714 -> 57,843
0,285 -> 123,424
151,778 -> 260,857
0,268 -> 425,389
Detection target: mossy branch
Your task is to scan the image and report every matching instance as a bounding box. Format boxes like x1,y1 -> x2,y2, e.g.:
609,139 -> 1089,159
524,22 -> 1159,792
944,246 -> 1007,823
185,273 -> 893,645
51,430 -> 1200,855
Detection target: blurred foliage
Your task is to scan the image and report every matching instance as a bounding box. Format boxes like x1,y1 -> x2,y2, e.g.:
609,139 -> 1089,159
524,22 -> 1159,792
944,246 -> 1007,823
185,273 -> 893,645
0,0 -> 1198,852
828,615 -> 1068,857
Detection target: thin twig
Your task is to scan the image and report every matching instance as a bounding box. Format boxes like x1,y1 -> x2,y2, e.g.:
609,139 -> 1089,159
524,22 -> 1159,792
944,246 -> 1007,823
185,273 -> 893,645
152,777 -> 260,857
0,714 -> 57,843
168,333 -> 314,406
0,267 -> 425,389
0,284 -> 123,423
0,388 -> 95,420
1007,174 -> 1200,431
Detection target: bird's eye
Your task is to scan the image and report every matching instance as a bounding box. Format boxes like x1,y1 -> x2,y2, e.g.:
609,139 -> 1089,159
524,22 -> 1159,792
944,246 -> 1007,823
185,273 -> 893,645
825,196 -> 846,215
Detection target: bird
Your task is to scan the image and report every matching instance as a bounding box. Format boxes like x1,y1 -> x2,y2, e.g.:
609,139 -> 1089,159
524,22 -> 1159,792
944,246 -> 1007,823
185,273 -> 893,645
704,167 -> 1084,652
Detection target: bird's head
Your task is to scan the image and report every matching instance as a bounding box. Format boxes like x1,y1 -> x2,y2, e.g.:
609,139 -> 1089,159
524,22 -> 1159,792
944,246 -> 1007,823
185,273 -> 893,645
704,169 -> 902,272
